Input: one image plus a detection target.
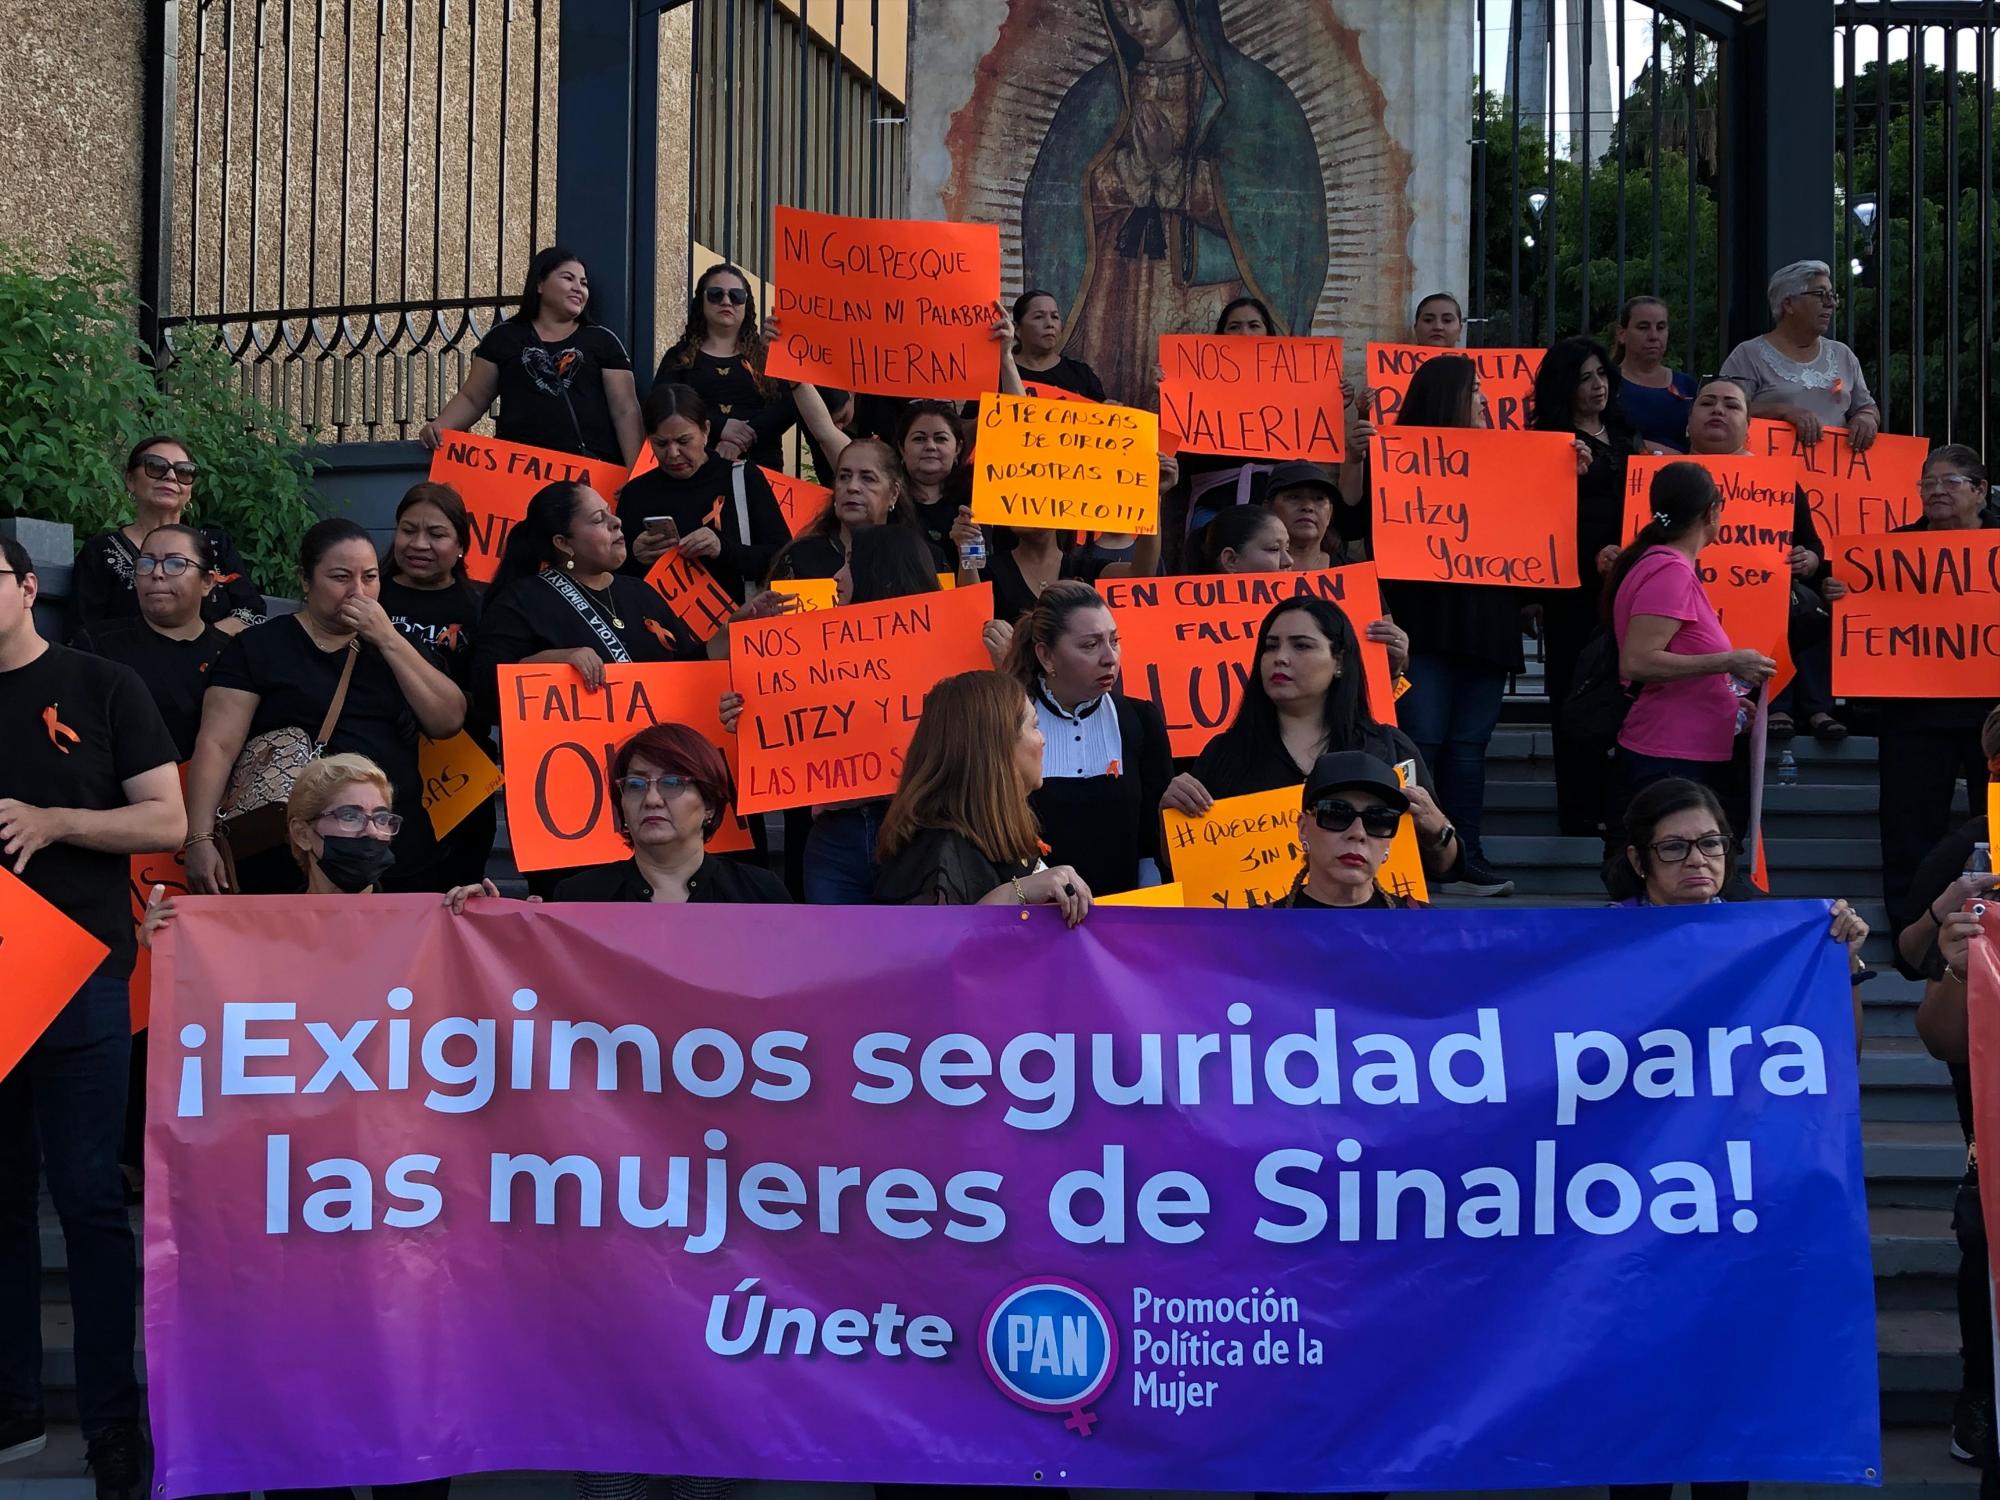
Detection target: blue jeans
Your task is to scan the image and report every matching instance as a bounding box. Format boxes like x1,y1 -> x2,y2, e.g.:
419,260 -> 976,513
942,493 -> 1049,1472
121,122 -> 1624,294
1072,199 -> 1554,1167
0,975 -> 138,1432
803,804 -> 886,904
1395,653 -> 1507,858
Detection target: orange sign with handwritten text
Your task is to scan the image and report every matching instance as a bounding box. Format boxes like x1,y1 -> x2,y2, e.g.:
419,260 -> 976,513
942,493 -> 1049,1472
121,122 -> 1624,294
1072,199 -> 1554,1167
495,662 -> 750,872
1621,453 -> 1798,661
1162,783 -> 1427,908
1369,427 -> 1580,589
1158,335 -> 1345,462
1366,342 -> 1544,430
645,550 -> 738,642
732,584 -> 994,813
1828,532 -> 2000,698
970,394 -> 1159,535
428,433 -> 632,583
1,865 -> 110,1076
1750,420 -> 1927,535
763,468 -> 831,536
765,207 -> 1001,399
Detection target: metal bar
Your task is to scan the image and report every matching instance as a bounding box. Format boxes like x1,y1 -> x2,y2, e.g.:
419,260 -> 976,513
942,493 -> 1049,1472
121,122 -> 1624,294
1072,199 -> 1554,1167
139,0 -> 181,358
248,0 -> 265,324
1982,3 -> 1995,455
1842,21 -> 1856,348
1508,0 -> 1521,338
338,0 -> 353,320
279,1 -> 295,331
495,0 -> 510,285
463,0 -> 477,303
1683,20 -> 1697,374
1614,0 -> 1626,318
1470,0 -> 1485,337
1578,0 -> 1592,335
798,0 -> 810,214
1649,17 -> 1663,296
1944,24 -> 1960,443
1542,0 -> 1554,344
832,0 -> 846,214
400,0 -> 415,307
1909,22 -> 1924,432
188,5 -> 207,334
868,0 -> 880,217
307,0 -> 324,354
689,0 -> 703,284
530,0 -> 545,252
760,0 -> 773,278
370,0 -> 385,342
632,2 -> 660,388
1875,20 -> 1890,432
723,0 -> 738,262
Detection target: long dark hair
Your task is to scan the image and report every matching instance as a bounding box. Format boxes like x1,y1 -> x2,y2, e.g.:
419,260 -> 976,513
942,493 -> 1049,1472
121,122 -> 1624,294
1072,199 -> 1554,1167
847,525 -> 942,605
1396,354 -> 1480,428
1190,505 -> 1285,572
518,246 -> 592,324
642,381 -> 712,437
489,481 -> 589,598
1602,462 -> 1721,623
659,263 -> 769,392
391,482 -> 473,583
1531,335 -> 1634,443
1606,776 -> 1738,902
1215,295 -> 1276,335
1200,597 -> 1377,789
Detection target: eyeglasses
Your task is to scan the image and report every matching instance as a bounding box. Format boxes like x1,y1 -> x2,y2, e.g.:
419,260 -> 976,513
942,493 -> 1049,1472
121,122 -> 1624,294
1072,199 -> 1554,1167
1649,834 -> 1731,863
618,773 -> 698,800
136,456 -> 199,483
319,805 -> 403,835
1795,289 -> 1840,307
704,287 -> 750,306
1310,799 -> 1404,838
1919,475 -> 1983,496
134,555 -> 201,577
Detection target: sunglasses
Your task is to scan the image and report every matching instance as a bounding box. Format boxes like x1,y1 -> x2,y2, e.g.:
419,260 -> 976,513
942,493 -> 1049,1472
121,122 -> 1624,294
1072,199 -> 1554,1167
1311,799 -> 1403,838
134,555 -> 202,577
320,805 -> 403,835
137,456 -> 199,483
618,773 -> 698,799
704,286 -> 750,306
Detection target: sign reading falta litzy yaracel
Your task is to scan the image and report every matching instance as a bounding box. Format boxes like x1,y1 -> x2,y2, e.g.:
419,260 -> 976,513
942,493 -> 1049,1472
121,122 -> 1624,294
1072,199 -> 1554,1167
147,900 -> 1878,1494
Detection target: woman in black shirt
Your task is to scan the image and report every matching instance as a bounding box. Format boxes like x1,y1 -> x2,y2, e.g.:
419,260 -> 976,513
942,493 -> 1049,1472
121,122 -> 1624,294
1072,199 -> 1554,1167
617,383 -> 792,600
1013,288 -> 1107,401
652,263 -> 794,472
553,722 -> 788,903
768,434 -> 932,582
1160,596 -> 1465,886
1001,581 -> 1171,897
76,523 -> 229,761
183,519 -> 468,895
1280,752 -> 1424,910
69,435 -> 263,640
421,246 -> 641,464
873,670 -> 1092,924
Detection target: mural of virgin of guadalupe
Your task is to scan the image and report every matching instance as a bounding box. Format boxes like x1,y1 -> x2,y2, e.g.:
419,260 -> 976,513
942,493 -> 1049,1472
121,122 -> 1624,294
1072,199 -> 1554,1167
1020,0 -> 1328,407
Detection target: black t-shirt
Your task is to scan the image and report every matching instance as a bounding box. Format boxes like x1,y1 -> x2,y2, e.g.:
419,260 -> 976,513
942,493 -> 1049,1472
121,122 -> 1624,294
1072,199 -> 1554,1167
378,576 -> 483,686
1019,356 -> 1107,403
1381,579 -> 1526,674
1569,425 -> 1644,570
1191,720 -> 1430,803
873,827 -> 1035,905
553,854 -> 791,904
74,618 -> 227,761
211,617 -> 445,872
616,457 -> 792,598
473,318 -> 632,462
1286,885 -> 1409,910
769,534 -> 848,582
654,349 -> 796,473
0,643 -> 178,980
68,526 -> 264,641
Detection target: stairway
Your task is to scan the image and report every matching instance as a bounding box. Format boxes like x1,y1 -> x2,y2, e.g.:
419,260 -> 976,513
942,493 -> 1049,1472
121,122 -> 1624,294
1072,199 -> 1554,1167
20,667 -> 1985,1500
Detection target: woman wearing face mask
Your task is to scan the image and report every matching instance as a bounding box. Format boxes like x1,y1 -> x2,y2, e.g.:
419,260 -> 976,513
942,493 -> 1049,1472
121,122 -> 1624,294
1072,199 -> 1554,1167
422,246 -> 641,464
767,435 -> 928,582
997,582 -> 1171,896
1280,752 -> 1425,909
1012,288 -> 1105,401
617,383 -> 791,601
1613,297 -> 1699,453
873,670 -> 1092,925
652,263 -> 794,470
1160,598 -> 1463,886
69,435 -> 264,641
183,519 -> 468,896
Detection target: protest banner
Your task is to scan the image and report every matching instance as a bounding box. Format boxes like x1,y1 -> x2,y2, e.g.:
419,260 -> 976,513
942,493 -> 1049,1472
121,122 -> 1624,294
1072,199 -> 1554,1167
1749,420 -> 1927,535
495,661 -> 750,871
419,732 -> 504,840
1962,904 -> 2000,1388
1621,453 -> 1798,661
763,467 -> 832,536
1163,784 -> 1427,909
970,394 -> 1159,535
645,549 -> 738,642
1827,532 -> 2000,698
126,762 -> 192,1031
1097,882 -> 1183,907
1102,567 -> 1397,757
733,583 -> 994,813
764,206 -> 1001,399
1365,342 -> 1544,430
1369,427 -> 1580,589
0,865 -> 109,1076
1157,335 -> 1345,463
427,433 -> 632,583
1022,381 -> 1096,403
147,897 -> 1877,1496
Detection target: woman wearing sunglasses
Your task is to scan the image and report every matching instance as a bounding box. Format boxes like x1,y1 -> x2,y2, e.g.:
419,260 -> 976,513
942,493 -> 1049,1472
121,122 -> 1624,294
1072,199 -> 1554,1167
69,435 -> 264,640
1280,752 -> 1423,910
652,263 -> 795,471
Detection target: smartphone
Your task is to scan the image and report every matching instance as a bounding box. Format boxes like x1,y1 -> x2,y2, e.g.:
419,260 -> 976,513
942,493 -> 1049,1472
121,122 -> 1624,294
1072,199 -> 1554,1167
643,516 -> 680,546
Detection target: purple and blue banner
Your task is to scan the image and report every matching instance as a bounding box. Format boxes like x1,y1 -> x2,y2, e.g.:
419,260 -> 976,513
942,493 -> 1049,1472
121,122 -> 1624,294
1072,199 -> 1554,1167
147,897 -> 1878,1494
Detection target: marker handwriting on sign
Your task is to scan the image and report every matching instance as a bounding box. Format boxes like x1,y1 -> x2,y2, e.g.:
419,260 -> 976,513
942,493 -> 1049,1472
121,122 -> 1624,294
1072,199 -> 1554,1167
969,395 -> 1160,535
1749,420 -> 1926,535
1828,532 -> 2000,699
428,433 -> 633,584
1366,343 -> 1543,430
1622,454 -> 1798,661
1368,428 -> 1580,589
1157,334 -> 1345,462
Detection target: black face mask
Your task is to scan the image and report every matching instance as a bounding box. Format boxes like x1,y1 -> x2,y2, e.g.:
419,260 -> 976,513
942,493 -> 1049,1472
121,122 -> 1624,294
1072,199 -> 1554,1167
313,834 -> 397,894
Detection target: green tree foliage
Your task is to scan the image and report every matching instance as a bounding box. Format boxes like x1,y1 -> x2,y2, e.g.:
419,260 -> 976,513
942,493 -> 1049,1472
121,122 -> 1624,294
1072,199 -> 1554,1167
0,242 -> 318,590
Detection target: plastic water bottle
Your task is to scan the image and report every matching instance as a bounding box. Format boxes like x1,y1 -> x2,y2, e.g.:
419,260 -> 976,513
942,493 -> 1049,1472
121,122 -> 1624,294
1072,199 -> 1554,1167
958,529 -> 987,569
1775,749 -> 1798,787
1967,842 -> 1993,883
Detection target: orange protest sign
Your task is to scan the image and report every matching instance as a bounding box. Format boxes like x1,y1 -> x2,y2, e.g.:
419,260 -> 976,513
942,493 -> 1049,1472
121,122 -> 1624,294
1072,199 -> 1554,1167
126,847 -> 185,1033
420,731 -> 504,839
427,432 -> 632,584
1022,382 -> 1096,403
1369,427 -> 1580,588
761,467 -> 831,536
1828,532 -> 2000,698
1162,783 -> 1425,909
495,661 -> 751,872
1749,420 -> 1927,535
1101,566 -> 1397,757
1621,453 -> 1798,660
645,549 -> 737,641
1157,334 -> 1346,462
1097,882 -> 1184,907
1366,342 -> 1544,430
0,865 -> 110,1077
770,578 -> 841,612
764,206 -> 1002,399
969,394 -> 1159,535
732,583 -> 995,813
1989,780 -> 2000,838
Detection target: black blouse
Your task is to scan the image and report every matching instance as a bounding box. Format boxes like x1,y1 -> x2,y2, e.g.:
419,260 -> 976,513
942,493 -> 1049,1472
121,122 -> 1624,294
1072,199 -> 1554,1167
1019,356 -> 1107,402
615,456 -> 792,599
1029,691 -> 1173,897
68,526 -> 264,641
652,348 -> 796,474
378,575 -> 482,686
873,827 -> 1035,906
73,617 -> 227,761
552,854 -> 790,904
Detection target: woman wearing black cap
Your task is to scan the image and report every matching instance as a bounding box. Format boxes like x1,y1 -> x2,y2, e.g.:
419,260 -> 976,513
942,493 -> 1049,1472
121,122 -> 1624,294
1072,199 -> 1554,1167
1265,460 -> 1362,572
1280,752 -> 1424,909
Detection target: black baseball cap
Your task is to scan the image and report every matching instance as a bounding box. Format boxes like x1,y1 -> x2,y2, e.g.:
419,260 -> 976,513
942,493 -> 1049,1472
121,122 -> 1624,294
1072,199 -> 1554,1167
1264,460 -> 1339,499
1301,751 -> 1409,812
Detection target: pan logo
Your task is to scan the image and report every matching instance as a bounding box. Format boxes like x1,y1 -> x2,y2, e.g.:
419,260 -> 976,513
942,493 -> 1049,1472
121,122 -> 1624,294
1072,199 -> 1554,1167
979,1278 -> 1119,1436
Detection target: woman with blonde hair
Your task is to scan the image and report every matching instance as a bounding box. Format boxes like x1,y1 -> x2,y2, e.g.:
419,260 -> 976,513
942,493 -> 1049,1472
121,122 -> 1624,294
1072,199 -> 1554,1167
872,670 -> 1092,924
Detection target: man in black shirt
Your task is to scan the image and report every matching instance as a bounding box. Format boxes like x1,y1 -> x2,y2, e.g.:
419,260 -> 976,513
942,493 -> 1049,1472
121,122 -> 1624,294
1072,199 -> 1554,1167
0,540 -> 183,1497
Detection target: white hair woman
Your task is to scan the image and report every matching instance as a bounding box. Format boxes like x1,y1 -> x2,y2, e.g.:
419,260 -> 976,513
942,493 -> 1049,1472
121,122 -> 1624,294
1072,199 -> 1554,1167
1718,259 -> 1883,450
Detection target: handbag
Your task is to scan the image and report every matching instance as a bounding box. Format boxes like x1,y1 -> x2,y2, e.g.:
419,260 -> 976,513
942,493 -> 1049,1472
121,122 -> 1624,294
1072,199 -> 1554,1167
1557,627 -> 1640,744
217,642 -> 359,860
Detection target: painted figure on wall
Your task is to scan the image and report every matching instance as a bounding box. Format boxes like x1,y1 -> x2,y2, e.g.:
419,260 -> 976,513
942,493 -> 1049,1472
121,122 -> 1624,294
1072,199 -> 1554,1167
1020,0 -> 1327,405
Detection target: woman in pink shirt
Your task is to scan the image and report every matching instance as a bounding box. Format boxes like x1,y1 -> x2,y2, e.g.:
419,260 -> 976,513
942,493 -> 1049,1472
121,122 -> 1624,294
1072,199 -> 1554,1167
1606,462 -> 1777,847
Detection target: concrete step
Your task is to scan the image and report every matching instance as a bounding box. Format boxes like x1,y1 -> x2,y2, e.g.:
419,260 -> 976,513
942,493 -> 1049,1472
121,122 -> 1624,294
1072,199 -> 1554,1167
1864,1038 -> 1960,1124
1867,1121 -> 1971,1211
1872,1205 -> 1959,1314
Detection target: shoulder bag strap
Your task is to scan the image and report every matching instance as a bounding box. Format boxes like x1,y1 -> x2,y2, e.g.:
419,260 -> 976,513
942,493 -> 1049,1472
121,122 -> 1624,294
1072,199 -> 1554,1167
542,570 -> 634,664
313,643 -> 360,751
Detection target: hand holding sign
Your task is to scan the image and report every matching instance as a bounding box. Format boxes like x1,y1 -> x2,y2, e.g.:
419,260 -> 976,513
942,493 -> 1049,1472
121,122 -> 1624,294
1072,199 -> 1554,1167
0,864 -> 110,1077
1749,419 -> 1927,535
428,433 -> 632,583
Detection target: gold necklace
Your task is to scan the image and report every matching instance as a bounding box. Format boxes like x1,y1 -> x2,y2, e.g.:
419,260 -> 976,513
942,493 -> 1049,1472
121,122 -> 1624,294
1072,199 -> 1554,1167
575,575 -> 624,630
